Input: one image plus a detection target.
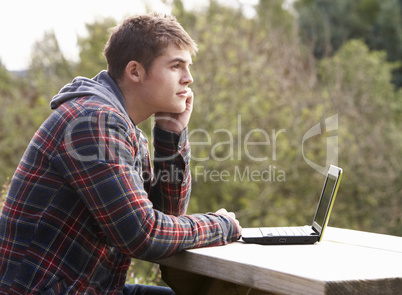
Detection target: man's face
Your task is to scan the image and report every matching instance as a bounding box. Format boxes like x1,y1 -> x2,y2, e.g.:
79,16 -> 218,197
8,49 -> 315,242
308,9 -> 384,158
139,44 -> 193,114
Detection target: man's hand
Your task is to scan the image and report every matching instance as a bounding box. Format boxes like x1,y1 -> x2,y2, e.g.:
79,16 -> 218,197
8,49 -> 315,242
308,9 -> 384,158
155,89 -> 194,135
215,208 -> 242,239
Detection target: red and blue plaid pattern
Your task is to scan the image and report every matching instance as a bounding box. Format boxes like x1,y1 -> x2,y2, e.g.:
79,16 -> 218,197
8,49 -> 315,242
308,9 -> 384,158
0,96 -> 239,294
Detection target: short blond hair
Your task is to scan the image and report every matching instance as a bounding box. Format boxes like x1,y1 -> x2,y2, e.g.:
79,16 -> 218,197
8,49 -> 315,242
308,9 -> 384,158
104,13 -> 198,82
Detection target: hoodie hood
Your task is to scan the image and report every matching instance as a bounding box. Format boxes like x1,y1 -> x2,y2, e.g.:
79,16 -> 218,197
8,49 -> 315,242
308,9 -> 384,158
50,70 -> 129,119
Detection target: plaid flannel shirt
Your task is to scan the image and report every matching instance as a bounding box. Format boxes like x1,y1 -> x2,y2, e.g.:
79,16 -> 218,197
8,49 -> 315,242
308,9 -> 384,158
0,95 -> 239,294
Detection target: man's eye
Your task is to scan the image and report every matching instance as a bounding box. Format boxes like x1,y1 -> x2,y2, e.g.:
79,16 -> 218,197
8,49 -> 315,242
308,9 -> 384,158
172,64 -> 180,69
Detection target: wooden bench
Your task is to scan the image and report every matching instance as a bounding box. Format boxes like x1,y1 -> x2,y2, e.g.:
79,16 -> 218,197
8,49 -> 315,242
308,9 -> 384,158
156,227 -> 402,294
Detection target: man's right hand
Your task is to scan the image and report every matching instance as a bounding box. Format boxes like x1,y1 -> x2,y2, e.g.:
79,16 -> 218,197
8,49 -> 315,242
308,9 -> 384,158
215,208 -> 242,239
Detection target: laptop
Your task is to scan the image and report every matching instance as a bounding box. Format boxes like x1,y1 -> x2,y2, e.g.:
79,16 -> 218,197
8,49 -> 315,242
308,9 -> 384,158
242,165 -> 343,245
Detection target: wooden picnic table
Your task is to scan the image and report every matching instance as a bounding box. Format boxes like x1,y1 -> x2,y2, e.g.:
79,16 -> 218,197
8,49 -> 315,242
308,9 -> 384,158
156,227 -> 402,294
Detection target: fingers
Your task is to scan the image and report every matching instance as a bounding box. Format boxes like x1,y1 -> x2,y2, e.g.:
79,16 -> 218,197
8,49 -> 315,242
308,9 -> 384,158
185,88 -> 194,112
186,87 -> 193,99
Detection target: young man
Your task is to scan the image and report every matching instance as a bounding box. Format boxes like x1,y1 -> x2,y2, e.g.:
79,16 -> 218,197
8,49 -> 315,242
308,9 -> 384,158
0,13 -> 241,294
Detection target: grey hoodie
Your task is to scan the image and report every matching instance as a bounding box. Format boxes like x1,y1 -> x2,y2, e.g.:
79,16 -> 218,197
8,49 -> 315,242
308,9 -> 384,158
50,70 -> 129,120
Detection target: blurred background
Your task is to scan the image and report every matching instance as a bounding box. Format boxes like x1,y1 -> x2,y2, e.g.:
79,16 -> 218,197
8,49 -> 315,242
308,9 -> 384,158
1,0 -> 402,286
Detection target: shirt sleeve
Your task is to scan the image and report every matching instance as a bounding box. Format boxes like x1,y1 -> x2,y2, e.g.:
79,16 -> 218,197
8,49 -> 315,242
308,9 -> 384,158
148,125 -> 191,216
54,110 -> 239,260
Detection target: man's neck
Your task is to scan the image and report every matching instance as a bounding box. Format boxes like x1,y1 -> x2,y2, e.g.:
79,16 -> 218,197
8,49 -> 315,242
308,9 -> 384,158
118,79 -> 153,126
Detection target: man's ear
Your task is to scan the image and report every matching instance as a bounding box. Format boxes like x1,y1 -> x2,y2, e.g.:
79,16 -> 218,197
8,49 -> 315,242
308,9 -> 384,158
125,60 -> 144,82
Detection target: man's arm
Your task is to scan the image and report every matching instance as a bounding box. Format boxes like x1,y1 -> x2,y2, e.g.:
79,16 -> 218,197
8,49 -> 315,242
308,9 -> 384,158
147,125 -> 191,216
57,109 -> 240,260
151,92 -> 241,233
149,91 -> 193,216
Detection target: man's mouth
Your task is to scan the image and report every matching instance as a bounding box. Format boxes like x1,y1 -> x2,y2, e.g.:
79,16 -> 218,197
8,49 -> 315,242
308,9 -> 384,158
176,90 -> 188,97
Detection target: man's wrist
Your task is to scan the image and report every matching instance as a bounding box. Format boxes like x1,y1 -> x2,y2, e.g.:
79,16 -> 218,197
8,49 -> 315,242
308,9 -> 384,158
153,125 -> 189,160
154,114 -> 187,135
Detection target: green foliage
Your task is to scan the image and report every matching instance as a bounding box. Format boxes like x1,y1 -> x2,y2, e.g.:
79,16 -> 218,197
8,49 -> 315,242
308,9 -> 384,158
295,0 -> 402,88
0,178 -> 10,213
126,260 -> 165,287
0,65 -> 51,185
318,39 -> 402,234
29,30 -> 75,100
171,1 -> 332,229
0,63 -> 13,94
77,17 -> 116,78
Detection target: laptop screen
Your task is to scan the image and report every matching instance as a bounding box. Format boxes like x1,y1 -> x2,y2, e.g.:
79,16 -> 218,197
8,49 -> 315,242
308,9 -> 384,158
313,174 -> 337,230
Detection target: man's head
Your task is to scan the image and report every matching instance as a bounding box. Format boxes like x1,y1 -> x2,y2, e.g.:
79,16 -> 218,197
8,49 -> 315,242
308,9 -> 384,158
104,13 -> 198,82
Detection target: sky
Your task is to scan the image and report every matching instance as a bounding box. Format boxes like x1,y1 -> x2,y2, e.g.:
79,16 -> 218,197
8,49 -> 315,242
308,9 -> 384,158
0,0 -> 260,71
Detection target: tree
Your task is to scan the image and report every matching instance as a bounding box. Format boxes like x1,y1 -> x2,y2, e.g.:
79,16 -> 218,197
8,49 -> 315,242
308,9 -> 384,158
76,17 -> 117,78
318,40 -> 402,234
28,30 -> 74,100
0,66 -> 50,186
295,0 -> 402,88
169,0 -> 328,228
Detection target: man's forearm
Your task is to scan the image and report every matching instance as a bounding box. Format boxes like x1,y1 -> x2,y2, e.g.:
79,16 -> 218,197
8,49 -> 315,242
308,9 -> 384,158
149,125 -> 191,216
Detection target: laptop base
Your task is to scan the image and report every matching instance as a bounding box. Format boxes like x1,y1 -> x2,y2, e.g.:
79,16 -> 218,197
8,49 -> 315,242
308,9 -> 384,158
242,226 -> 319,245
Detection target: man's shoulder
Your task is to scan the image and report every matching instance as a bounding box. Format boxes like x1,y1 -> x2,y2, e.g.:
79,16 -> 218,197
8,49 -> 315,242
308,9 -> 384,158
42,95 -> 134,141
60,95 -> 116,113
53,95 -> 130,124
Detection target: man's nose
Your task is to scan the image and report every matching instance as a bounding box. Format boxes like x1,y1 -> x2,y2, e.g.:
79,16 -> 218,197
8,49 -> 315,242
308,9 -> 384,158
182,69 -> 193,85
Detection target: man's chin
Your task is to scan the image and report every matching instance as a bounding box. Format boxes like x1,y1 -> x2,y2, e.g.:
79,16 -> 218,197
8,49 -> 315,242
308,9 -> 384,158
172,104 -> 186,114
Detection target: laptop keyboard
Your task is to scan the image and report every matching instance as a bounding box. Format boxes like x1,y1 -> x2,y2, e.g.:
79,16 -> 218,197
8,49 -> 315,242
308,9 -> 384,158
260,226 -> 316,237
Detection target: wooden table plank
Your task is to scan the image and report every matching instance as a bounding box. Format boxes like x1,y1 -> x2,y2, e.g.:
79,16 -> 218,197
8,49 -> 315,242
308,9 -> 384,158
156,227 -> 402,295
158,242 -> 326,295
160,266 -> 265,295
323,227 -> 402,253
